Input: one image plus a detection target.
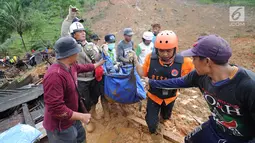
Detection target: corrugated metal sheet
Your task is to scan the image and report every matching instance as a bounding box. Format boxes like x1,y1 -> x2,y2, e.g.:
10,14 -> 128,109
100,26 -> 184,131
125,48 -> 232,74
0,85 -> 43,112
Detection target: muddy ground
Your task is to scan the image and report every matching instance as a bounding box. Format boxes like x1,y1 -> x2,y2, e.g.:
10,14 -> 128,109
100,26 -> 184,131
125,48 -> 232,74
84,0 -> 255,71
81,0 -> 255,142
1,0 -> 254,143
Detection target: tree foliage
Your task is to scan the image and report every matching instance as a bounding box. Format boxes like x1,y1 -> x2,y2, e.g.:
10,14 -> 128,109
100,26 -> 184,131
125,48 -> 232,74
0,0 -> 97,56
0,0 -> 32,51
0,36 -> 18,56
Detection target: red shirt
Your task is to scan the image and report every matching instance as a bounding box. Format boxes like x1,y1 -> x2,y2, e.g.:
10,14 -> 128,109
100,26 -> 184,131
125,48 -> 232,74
43,63 -> 94,131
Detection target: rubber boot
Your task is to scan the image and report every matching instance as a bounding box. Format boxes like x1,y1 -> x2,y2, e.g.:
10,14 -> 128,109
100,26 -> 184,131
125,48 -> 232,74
90,105 -> 101,120
86,105 -> 99,133
101,96 -> 110,122
151,133 -> 164,143
86,121 -> 95,133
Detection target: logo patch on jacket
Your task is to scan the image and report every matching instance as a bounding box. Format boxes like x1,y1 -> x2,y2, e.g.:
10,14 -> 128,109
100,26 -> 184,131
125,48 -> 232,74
171,69 -> 179,76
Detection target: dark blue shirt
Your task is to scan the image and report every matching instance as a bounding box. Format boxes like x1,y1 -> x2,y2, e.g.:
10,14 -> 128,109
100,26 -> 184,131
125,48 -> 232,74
149,67 -> 255,141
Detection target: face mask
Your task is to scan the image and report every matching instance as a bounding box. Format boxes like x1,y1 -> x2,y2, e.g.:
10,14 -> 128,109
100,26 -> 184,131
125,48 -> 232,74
108,43 -> 115,50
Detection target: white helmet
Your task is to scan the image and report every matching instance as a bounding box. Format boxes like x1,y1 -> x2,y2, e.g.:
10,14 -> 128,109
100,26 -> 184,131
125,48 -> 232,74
142,31 -> 154,41
69,22 -> 85,34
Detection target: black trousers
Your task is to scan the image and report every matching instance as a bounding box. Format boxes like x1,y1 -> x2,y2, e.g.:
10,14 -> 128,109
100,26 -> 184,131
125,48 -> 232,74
145,98 -> 175,133
184,117 -> 250,143
98,76 -> 105,97
78,79 -> 101,111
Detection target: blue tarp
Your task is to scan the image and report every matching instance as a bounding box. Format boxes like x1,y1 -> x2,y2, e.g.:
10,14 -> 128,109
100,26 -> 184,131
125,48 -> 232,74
0,124 -> 41,143
102,53 -> 146,104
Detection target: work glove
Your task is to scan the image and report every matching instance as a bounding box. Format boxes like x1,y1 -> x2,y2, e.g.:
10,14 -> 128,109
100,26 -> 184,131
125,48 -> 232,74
68,5 -> 79,20
127,51 -> 138,64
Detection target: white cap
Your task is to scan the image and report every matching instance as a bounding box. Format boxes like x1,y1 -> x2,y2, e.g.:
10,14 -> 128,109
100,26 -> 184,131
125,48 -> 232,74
69,22 -> 85,34
142,31 -> 154,41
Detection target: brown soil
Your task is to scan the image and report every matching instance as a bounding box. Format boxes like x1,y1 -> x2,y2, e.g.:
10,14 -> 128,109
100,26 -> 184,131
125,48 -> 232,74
1,1 -> 254,142
5,0 -> 243,142
82,0 -> 255,142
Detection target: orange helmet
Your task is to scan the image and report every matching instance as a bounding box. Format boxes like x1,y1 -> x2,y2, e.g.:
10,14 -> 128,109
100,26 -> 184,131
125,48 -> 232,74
155,30 -> 178,50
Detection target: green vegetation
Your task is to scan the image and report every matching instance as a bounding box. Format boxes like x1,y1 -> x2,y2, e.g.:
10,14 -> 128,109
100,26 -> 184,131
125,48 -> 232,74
0,0 -> 100,57
199,0 -> 255,6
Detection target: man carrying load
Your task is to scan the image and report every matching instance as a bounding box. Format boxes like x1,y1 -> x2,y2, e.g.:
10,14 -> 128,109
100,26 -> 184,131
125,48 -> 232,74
135,30 -> 194,142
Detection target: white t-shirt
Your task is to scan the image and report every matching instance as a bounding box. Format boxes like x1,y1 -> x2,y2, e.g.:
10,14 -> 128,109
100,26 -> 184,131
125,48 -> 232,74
137,42 -> 154,64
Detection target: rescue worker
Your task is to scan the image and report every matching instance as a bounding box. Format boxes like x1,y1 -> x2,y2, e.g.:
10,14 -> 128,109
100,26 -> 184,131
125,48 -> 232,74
43,36 -> 105,143
9,56 -> 16,65
135,31 -> 154,64
151,24 -> 161,44
34,51 -> 43,65
61,5 -> 84,37
117,28 -> 135,65
5,56 -> 10,65
145,35 -> 255,143
97,34 -> 118,121
90,34 -> 101,47
0,58 -> 4,67
61,5 -> 78,37
135,30 -> 194,142
13,56 -> 17,63
101,34 -> 117,63
69,21 -> 102,133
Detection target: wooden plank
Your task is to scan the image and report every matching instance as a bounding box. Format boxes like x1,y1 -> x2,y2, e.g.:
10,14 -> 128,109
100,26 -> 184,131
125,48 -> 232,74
30,109 -> 44,121
2,74 -> 33,90
35,121 -> 47,139
0,78 -> 14,83
127,115 -> 147,126
36,80 -> 43,85
127,115 -> 183,143
0,82 -> 9,89
22,103 -> 35,127
163,131 -> 183,143
16,74 -> 33,89
34,78 -> 43,85
6,81 -> 18,90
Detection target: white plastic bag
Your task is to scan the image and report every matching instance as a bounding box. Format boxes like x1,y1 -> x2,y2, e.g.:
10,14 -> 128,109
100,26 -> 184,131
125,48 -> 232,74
0,124 -> 41,143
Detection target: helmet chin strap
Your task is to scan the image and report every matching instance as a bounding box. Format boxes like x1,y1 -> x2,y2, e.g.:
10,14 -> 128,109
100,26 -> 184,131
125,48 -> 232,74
76,40 -> 84,46
74,38 -> 86,47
